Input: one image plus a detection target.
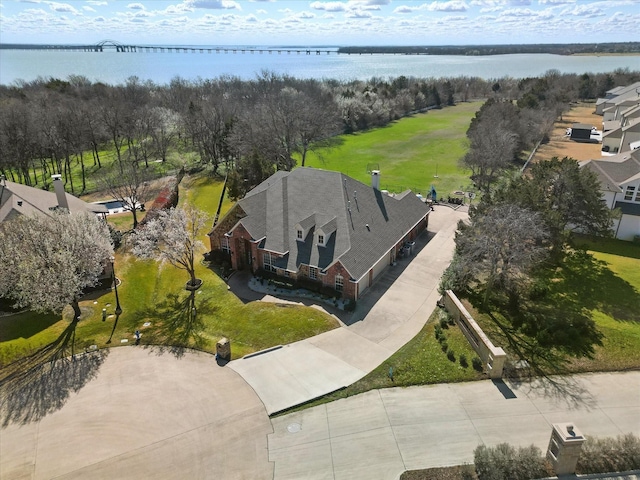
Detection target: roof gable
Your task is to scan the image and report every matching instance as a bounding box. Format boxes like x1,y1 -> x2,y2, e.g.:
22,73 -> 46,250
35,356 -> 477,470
229,167 -> 429,279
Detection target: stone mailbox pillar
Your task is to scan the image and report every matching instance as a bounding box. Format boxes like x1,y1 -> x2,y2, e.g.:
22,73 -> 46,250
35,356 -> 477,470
216,337 -> 231,362
546,423 -> 585,475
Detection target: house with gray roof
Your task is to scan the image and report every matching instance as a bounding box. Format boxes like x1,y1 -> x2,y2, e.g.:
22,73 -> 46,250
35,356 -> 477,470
580,150 -> 640,241
208,167 -> 430,300
0,174 -> 108,224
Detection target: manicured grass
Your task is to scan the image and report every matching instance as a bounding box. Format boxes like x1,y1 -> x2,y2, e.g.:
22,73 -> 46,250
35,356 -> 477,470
278,309 -> 484,415
303,102 -> 480,198
469,236 -> 640,374
179,173 -> 233,219
0,172 -> 338,371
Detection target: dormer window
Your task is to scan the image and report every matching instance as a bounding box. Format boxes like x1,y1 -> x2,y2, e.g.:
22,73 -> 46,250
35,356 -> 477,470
318,234 -> 324,245
297,229 -> 303,240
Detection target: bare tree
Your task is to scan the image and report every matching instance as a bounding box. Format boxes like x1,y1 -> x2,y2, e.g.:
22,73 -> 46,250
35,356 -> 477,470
97,159 -> 152,230
452,204 -> 550,306
132,206 -> 209,288
0,211 -> 114,321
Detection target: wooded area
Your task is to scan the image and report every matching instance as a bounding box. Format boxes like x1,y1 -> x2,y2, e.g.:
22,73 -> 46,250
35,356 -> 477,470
1,68 -> 637,201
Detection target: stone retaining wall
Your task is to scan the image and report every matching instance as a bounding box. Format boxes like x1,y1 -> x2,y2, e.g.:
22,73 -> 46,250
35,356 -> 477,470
443,290 -> 507,379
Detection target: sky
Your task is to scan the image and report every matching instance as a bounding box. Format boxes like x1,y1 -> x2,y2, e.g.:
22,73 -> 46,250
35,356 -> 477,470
0,0 -> 638,46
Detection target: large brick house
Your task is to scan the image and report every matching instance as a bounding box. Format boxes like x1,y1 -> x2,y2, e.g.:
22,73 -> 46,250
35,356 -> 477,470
208,167 -> 430,301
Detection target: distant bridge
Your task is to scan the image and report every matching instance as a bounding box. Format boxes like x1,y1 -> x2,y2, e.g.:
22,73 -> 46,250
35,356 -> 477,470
0,40 -> 337,55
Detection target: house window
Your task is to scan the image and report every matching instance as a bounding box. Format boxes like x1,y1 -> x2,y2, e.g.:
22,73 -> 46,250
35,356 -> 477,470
335,274 -> 344,292
309,266 -> 318,280
624,186 -> 636,201
221,237 -> 231,254
263,252 -> 276,272
297,229 -> 303,240
318,234 -> 324,245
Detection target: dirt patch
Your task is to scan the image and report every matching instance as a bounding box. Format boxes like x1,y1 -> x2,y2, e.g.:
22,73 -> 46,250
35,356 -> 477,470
532,103 -> 603,163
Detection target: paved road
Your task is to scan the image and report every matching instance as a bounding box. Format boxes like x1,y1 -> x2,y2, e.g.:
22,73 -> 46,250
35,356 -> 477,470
0,347 -> 273,480
269,371 -> 640,480
229,205 -> 469,414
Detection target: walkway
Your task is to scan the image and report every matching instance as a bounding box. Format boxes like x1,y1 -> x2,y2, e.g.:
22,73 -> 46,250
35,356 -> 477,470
269,371 -> 640,480
228,206 -> 469,414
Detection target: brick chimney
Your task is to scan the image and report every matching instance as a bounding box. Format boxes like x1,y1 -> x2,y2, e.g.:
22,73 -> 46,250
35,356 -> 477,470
371,170 -> 381,190
51,174 -> 69,211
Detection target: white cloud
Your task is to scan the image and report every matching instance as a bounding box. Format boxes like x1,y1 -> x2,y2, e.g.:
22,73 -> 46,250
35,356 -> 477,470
86,0 -> 107,5
256,9 -> 267,14
428,1 -> 468,12
127,3 -> 145,10
561,4 -> 605,17
309,2 -> 348,12
182,0 -> 241,10
47,2 -> 80,15
83,6 -> 96,12
393,5 -> 416,13
346,9 -> 372,17
539,0 -> 575,4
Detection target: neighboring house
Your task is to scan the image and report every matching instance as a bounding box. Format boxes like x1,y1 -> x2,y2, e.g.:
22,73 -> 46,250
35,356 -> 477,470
580,150 -> 640,241
595,82 -> 640,115
208,167 -> 431,301
0,174 -> 108,223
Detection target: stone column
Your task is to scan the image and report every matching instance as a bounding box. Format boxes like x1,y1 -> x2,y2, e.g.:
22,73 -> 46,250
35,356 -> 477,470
546,423 -> 586,475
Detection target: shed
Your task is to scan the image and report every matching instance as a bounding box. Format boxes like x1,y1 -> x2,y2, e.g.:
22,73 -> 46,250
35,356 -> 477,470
570,123 -> 593,141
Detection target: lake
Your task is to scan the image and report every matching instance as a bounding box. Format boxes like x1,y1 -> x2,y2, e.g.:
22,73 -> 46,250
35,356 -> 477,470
1,48 -> 639,85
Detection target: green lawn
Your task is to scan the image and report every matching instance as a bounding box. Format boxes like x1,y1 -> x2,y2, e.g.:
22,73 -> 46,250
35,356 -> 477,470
303,102 -> 480,199
468,236 -> 640,374
0,173 -> 338,372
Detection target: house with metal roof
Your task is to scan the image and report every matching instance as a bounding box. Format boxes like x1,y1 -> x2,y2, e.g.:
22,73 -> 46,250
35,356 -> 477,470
580,150 -> 640,241
208,167 -> 430,300
0,174 -> 108,223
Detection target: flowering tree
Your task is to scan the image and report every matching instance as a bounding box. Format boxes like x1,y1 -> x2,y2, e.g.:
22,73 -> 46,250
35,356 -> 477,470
132,206 -> 208,288
0,211 -> 114,321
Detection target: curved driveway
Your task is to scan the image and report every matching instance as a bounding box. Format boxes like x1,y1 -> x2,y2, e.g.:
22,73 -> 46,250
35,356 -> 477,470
1,347 -> 273,480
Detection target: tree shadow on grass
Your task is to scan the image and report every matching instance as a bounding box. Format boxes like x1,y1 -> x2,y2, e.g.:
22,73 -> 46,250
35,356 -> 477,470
549,249 -> 640,323
136,290 -> 217,358
0,320 -> 108,427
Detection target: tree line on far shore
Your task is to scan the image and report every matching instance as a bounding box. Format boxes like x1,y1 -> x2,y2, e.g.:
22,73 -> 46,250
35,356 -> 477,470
0,68 -> 638,200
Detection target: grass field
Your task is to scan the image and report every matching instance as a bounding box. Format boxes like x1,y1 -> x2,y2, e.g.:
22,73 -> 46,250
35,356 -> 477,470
303,102 -> 480,198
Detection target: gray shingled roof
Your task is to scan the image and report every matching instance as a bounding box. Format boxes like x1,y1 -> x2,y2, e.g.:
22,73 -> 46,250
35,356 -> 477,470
233,167 -> 429,281
581,151 -> 640,193
0,180 -> 107,223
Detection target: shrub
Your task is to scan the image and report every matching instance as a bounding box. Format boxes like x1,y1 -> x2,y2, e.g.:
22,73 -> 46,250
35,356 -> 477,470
576,434 -> 640,474
474,443 -> 551,480
472,357 -> 483,371
434,325 -> 443,340
447,350 -> 456,362
460,353 -> 468,368
441,341 -> 448,353
439,317 -> 449,329
108,224 -> 122,249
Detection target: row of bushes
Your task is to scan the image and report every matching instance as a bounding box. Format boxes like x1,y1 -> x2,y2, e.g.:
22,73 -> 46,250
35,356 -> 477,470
434,319 -> 482,371
473,434 -> 640,480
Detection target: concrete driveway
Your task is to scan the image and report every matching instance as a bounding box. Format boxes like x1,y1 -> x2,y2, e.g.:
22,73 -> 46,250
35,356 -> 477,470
269,371 -> 640,480
0,347 -> 273,480
229,206 -> 468,414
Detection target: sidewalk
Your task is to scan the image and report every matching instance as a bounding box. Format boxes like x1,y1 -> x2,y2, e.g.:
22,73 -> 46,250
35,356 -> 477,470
228,206 -> 468,414
269,371 -> 640,480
